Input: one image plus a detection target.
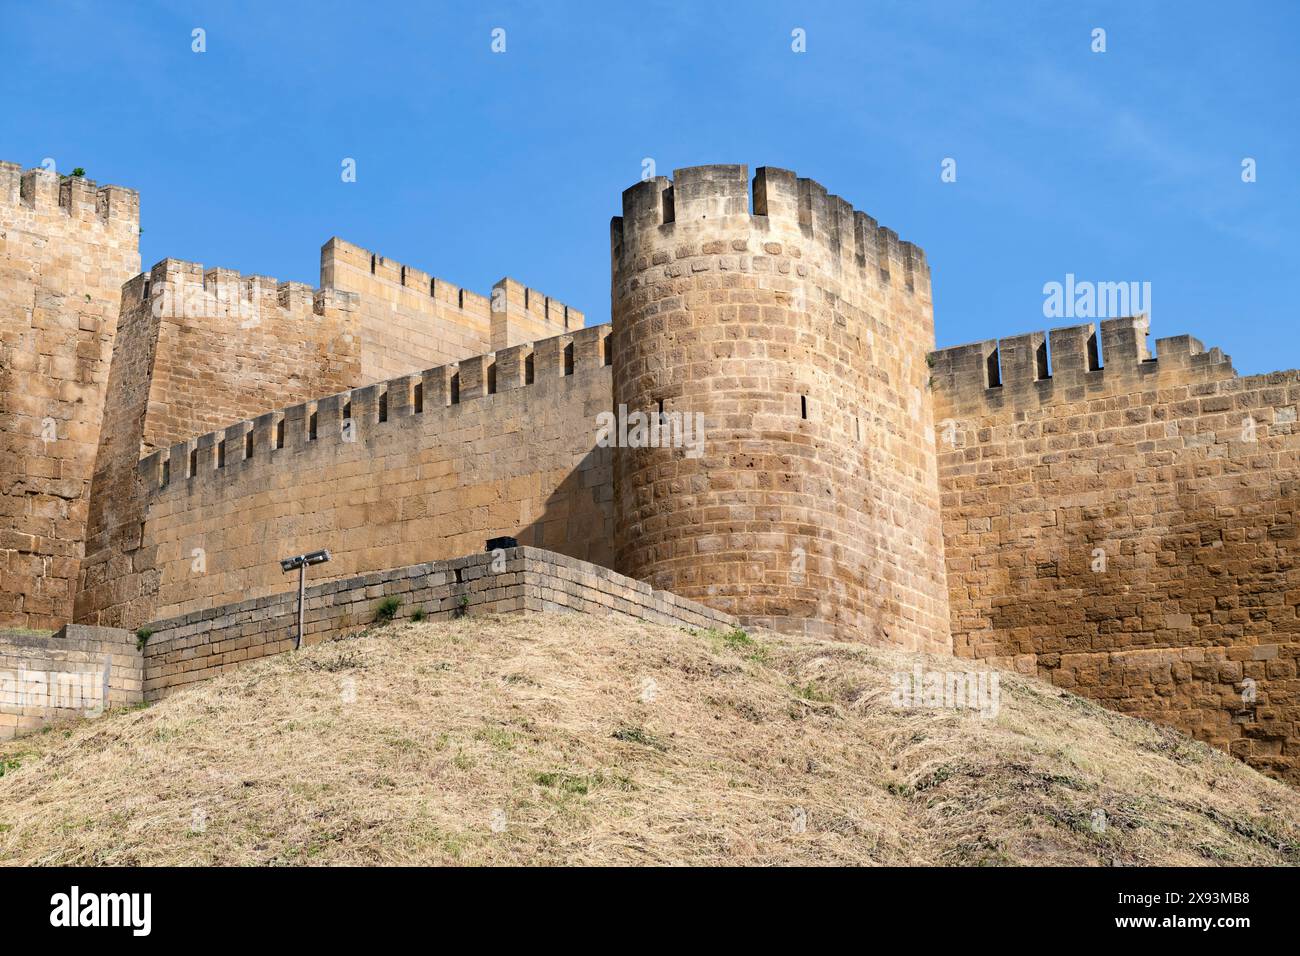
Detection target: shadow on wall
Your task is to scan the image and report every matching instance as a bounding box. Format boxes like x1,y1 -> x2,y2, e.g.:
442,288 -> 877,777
518,444 -> 613,567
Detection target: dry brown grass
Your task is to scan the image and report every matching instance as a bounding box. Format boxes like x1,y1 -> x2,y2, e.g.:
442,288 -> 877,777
1,612 -> 1297,866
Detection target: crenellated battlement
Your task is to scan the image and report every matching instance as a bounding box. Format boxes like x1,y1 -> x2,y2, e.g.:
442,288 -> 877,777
0,161 -> 139,233
320,236 -> 582,379
322,237 -> 491,317
134,323 -> 613,497
321,237 -> 584,329
127,257 -> 359,324
610,164 -> 928,293
929,316 -> 1237,417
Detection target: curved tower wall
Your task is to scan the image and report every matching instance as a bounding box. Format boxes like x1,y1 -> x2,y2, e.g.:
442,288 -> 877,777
610,165 -> 950,652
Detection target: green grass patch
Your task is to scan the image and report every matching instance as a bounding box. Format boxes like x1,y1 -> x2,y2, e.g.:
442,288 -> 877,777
695,626 -> 768,663
374,596 -> 402,623
610,725 -> 668,752
533,770 -> 635,795
793,682 -> 831,703
474,727 -> 516,751
0,755 -> 25,778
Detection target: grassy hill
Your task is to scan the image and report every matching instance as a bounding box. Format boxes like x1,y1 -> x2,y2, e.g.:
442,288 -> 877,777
1,613 -> 1298,866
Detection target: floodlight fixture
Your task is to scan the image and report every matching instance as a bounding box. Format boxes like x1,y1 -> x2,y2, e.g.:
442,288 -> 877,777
280,548 -> 331,648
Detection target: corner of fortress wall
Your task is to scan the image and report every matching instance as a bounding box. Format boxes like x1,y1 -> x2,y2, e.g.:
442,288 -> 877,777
72,233 -> 593,629
129,256 -> 366,454
0,161 -> 141,630
76,256 -> 368,629
610,164 -> 949,654
929,316 -> 1300,786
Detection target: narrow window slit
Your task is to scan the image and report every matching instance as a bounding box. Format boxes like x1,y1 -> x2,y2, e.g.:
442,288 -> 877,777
986,349 -> 1003,388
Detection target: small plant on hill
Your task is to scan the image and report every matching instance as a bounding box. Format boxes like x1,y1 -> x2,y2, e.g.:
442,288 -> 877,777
611,725 -> 668,752
720,627 -> 754,650
69,167 -> 86,177
533,770 -> 636,795
135,627 -> 154,651
793,681 -> 830,703
453,593 -> 469,619
304,648 -> 366,673
410,608 -> 426,622
374,596 -> 402,623
695,625 -> 766,662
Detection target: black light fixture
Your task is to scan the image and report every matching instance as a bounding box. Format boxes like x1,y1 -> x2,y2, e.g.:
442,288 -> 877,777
281,549 -> 330,573
280,549 -> 331,649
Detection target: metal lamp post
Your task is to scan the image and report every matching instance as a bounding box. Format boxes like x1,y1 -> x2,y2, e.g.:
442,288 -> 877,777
280,549 -> 331,649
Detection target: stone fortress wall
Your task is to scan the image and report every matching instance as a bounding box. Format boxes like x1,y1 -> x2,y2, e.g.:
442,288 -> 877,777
77,321 -> 614,627
0,163 -> 139,629
931,319 -> 1300,784
1,157 -> 1297,784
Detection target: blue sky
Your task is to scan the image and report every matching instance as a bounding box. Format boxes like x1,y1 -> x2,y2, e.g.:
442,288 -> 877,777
2,1 -> 1296,375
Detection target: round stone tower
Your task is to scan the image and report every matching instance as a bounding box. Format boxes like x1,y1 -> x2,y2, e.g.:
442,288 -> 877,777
610,165 -> 950,652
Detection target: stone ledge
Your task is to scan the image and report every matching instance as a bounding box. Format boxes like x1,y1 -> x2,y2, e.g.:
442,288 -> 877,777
135,548 -> 736,701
